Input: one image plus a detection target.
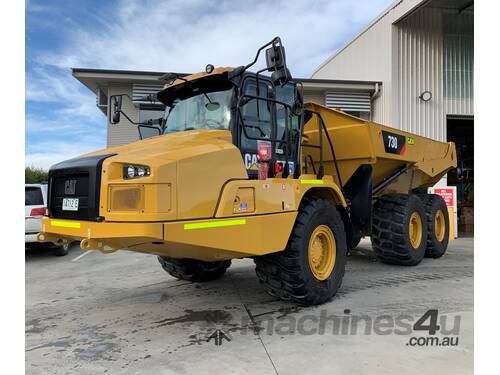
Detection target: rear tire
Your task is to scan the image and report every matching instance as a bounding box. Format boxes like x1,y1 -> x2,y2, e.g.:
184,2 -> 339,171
419,194 -> 450,258
254,197 -> 347,306
372,194 -> 427,266
158,257 -> 231,282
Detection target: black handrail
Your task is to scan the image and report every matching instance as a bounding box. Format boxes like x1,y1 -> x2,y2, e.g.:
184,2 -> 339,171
303,109 -> 343,189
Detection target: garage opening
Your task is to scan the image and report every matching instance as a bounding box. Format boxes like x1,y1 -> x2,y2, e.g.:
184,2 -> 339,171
446,116 -> 474,236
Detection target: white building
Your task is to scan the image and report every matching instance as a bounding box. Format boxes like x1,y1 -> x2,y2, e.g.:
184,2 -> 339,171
313,0 -> 473,139
312,0 -> 473,210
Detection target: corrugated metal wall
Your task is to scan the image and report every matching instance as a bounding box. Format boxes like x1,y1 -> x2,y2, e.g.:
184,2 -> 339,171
311,0 -> 423,127
442,9 -> 474,116
396,6 -> 473,141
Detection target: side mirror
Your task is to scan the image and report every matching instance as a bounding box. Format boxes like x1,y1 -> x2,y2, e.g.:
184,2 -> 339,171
266,43 -> 291,86
265,44 -> 286,72
110,95 -> 123,124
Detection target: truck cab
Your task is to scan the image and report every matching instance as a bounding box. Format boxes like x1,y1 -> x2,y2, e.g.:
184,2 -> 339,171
150,68 -> 303,180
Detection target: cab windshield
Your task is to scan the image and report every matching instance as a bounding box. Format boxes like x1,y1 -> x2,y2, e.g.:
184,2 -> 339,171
162,87 -> 233,134
158,76 -> 234,134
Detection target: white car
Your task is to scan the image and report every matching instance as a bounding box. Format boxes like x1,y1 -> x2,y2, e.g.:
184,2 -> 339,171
25,183 -> 69,256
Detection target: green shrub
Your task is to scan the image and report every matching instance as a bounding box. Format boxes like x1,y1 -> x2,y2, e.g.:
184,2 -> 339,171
25,166 -> 48,184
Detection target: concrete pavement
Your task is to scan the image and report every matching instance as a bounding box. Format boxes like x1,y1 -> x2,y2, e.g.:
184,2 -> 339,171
26,237 -> 474,374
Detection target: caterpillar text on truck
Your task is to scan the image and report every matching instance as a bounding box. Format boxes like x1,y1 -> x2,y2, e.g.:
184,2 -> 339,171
38,37 -> 456,306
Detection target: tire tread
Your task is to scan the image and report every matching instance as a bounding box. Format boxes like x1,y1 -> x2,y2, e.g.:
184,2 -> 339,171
254,197 -> 347,305
158,257 -> 231,282
372,194 -> 427,266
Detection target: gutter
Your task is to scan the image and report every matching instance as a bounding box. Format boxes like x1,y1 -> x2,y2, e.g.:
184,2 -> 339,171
370,82 -> 381,121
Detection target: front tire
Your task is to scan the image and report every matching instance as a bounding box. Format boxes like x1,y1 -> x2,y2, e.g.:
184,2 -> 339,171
158,257 -> 231,282
254,197 -> 347,306
372,194 -> 427,266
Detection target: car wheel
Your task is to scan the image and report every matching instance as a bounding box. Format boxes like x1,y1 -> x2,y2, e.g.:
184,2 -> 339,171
53,243 -> 70,256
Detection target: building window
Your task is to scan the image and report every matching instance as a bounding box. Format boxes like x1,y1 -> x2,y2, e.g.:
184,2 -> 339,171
443,12 -> 473,99
343,111 -> 370,120
139,104 -> 165,123
325,91 -> 371,119
96,88 -> 108,115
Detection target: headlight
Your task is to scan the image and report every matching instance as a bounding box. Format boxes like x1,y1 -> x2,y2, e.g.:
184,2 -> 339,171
137,166 -> 147,177
123,165 -> 150,179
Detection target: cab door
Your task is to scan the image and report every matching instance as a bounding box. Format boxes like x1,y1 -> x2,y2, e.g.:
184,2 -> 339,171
274,83 -> 301,177
237,76 -> 301,178
237,76 -> 273,177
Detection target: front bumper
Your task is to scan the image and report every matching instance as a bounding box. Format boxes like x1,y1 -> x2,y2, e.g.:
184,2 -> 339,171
38,212 -> 297,261
38,217 -> 163,254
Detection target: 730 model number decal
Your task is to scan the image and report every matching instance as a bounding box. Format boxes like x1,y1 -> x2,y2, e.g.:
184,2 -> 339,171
382,130 -> 407,155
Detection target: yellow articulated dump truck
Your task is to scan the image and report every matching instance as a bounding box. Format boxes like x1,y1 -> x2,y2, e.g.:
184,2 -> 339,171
38,37 -> 456,306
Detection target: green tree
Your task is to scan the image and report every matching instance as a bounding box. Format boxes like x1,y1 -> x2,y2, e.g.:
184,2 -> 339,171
25,166 -> 48,184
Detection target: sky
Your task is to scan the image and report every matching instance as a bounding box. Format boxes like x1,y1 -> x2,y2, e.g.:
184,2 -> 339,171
26,0 -> 393,169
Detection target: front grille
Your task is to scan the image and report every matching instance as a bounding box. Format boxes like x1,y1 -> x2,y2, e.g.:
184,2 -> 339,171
50,173 -> 90,220
48,154 -> 115,221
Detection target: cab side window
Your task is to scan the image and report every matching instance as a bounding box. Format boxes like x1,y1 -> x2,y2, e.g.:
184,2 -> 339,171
239,79 -> 272,151
275,83 -> 300,156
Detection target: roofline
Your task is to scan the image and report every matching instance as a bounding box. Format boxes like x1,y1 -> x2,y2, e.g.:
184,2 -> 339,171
297,78 -> 382,85
72,68 -> 170,76
72,68 -> 189,96
311,0 -> 411,77
71,67 -> 381,86
71,68 -> 382,96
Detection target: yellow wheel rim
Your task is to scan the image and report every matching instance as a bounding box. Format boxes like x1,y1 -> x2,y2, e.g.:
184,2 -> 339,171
409,212 -> 423,249
435,209 -> 446,242
308,225 -> 336,281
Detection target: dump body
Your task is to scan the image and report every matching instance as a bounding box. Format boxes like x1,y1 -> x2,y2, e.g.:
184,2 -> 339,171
303,102 -> 457,197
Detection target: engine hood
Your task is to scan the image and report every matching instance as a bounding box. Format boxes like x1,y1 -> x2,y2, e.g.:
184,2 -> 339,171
62,129 -> 248,221
75,129 -> 235,164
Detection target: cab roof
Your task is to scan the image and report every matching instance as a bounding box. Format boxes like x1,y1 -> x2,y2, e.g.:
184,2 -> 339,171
161,67 -> 235,90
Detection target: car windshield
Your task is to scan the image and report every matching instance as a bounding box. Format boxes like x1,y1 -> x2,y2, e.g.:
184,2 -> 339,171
163,88 -> 233,134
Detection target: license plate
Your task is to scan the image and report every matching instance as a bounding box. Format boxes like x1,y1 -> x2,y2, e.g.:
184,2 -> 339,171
62,198 -> 79,211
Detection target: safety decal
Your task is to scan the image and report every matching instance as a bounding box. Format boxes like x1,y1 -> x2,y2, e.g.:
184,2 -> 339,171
51,220 -> 81,229
300,180 -> 324,185
184,219 -> 246,230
